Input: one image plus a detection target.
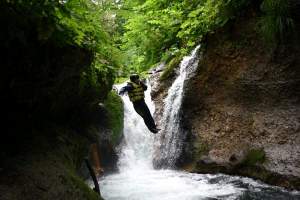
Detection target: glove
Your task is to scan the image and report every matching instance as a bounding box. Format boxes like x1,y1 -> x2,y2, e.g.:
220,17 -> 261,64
119,90 -> 125,96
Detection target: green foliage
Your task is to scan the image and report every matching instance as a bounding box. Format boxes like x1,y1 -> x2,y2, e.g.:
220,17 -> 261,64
242,148 -> 266,166
65,165 -> 102,200
177,0 -> 223,45
4,0 -> 123,82
115,77 -> 129,84
119,0 -> 184,73
104,91 -> 124,145
258,0 -> 294,45
1,0 -> 125,145
160,55 -> 183,81
119,0 -> 251,74
175,0 -> 250,46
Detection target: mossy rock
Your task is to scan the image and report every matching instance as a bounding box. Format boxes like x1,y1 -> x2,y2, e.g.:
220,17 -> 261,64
104,91 -> 124,145
241,148 -> 266,166
160,55 -> 183,81
67,170 -> 102,200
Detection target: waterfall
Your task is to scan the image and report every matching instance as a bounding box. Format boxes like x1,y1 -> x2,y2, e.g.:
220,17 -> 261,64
99,46 -> 300,200
115,80 -> 156,172
155,45 -> 201,167
114,45 -> 201,170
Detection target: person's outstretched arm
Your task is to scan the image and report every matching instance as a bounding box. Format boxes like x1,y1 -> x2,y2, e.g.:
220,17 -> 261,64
119,84 -> 133,95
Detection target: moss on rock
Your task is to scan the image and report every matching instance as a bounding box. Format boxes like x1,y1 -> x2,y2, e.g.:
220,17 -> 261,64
241,148 -> 266,166
104,91 -> 124,145
159,55 -> 183,81
67,169 -> 102,200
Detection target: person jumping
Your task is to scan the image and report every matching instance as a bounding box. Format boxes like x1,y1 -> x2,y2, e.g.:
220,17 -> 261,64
118,74 -> 159,134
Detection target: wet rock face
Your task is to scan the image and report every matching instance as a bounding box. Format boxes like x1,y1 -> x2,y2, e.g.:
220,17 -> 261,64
150,63 -> 182,168
149,63 -> 176,131
149,5 -> 300,189
149,65 -> 169,168
181,11 -> 300,188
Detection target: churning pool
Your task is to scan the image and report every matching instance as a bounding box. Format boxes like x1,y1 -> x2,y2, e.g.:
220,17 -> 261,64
99,169 -> 300,200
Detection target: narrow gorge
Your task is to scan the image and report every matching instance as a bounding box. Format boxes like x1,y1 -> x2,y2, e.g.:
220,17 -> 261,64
1,0 -> 300,199
99,46 -> 300,199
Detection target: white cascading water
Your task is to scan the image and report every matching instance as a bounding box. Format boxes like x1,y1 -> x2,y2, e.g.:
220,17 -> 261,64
99,46 -> 300,200
155,45 -> 201,167
116,80 -> 156,172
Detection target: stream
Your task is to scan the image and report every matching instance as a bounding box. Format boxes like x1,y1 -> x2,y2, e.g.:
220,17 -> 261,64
99,47 -> 300,200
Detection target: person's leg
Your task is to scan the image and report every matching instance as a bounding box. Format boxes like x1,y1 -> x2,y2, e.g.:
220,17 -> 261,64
133,100 -> 158,133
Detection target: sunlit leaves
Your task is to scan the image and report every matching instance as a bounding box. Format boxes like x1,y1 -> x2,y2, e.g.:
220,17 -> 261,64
120,0 -> 184,73
119,0 -> 251,73
177,0 -> 237,46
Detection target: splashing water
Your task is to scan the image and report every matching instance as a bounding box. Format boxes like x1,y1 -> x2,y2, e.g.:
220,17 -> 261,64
155,45 -> 201,167
100,169 -> 299,200
116,80 -> 156,172
99,47 -> 300,200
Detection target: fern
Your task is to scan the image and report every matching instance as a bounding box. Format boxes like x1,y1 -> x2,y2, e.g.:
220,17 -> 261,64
259,0 -> 295,44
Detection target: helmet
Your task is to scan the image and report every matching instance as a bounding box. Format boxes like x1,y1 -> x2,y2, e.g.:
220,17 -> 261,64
130,74 -> 139,82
